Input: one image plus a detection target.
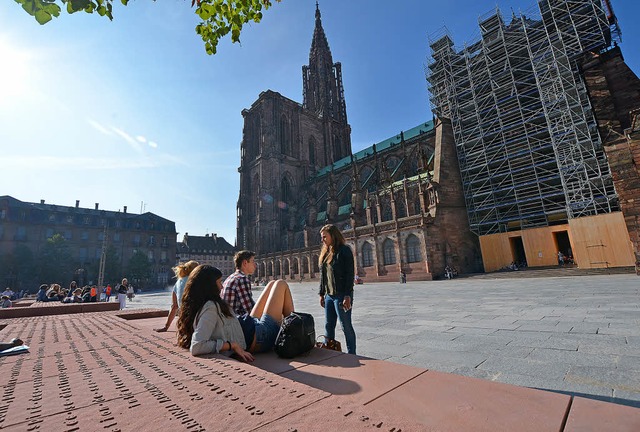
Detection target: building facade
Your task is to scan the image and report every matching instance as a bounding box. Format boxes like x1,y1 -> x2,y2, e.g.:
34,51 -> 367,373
0,196 -> 177,290
427,0 -> 639,271
176,233 -> 236,277
236,5 -> 482,281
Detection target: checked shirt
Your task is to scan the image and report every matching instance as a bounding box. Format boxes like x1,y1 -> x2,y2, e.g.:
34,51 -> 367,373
222,270 -> 255,316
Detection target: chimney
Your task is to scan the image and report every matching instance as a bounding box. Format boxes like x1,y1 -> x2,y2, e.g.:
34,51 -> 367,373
213,234 -> 218,241
40,199 -> 45,204
95,203 -> 99,210
75,200 -> 80,208
123,206 -> 127,213
205,233 -> 209,237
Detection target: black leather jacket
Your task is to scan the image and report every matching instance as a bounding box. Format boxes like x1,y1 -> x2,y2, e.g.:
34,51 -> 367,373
318,244 -> 355,297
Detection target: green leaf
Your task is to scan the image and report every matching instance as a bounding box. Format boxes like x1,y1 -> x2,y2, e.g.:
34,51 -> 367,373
34,9 -> 52,24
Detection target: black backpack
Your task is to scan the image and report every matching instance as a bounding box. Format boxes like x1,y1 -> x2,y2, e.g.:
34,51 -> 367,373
274,312 -> 315,358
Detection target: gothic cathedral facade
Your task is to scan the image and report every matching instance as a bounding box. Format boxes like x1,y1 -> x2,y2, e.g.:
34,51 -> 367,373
236,5 -> 482,282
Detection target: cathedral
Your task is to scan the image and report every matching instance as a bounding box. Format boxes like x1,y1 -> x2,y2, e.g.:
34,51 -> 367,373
235,5 -> 482,282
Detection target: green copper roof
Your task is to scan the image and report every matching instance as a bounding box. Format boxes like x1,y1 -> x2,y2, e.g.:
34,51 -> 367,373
315,120 -> 435,177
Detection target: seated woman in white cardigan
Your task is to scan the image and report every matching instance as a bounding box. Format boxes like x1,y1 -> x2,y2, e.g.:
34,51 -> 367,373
176,264 -> 294,361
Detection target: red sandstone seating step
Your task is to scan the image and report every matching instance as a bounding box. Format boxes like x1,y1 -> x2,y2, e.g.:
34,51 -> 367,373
0,301 -> 121,319
0,310 -> 637,431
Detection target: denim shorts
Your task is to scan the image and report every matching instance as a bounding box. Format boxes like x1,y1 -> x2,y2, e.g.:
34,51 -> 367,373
253,314 -> 280,353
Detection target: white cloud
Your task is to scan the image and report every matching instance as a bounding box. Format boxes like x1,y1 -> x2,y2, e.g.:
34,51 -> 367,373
136,135 -> 147,143
87,119 -> 113,136
111,126 -> 143,154
148,141 -> 158,148
0,154 -> 185,170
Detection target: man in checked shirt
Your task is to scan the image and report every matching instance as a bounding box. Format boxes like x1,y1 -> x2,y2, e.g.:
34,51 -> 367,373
222,250 -> 257,316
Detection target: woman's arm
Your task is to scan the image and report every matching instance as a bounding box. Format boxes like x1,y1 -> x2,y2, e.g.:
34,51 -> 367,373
155,291 -> 178,332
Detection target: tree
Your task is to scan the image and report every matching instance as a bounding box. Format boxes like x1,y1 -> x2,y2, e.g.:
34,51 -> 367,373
86,245 -> 121,286
14,0 -> 281,55
0,245 -> 35,292
126,249 -> 152,289
38,234 -> 75,284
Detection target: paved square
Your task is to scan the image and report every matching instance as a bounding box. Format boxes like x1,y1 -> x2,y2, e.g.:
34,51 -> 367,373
130,273 -> 640,408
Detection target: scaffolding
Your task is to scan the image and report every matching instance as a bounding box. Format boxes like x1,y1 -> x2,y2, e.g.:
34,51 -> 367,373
427,0 -> 620,236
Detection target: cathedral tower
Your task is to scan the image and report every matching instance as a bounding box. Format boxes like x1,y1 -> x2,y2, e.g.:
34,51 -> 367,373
236,3 -> 352,254
302,2 -> 351,162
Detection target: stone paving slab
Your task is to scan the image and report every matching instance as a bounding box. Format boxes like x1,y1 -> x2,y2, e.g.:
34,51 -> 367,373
366,369 -> 571,432
564,397 -> 640,432
281,354 -> 426,404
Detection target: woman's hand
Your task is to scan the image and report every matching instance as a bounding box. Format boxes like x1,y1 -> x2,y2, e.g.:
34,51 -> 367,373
342,296 -> 351,312
319,295 -> 325,308
230,342 -> 255,362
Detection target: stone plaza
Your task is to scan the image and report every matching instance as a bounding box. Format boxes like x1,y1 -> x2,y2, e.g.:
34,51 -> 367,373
131,271 -> 640,408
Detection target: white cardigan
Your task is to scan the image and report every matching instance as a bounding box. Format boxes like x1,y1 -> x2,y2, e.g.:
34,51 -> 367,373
190,301 -> 247,356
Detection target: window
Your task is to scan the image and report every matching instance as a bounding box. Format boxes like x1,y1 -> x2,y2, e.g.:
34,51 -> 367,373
98,232 -> 105,241
81,231 -> 89,241
46,229 -> 54,238
406,235 -> 421,263
49,213 -> 56,222
79,248 -> 87,260
133,234 -> 141,246
149,235 -> 155,246
16,226 -> 27,241
148,250 -> 154,261
67,215 -> 73,223
362,242 -> 374,267
383,239 -> 396,265
114,233 -> 121,242
64,231 -> 72,240
161,251 -> 167,261
83,216 -> 90,225
95,248 -> 102,259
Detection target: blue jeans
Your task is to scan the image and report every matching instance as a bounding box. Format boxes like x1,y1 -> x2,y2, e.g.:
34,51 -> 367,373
325,294 -> 356,354
253,314 -> 280,353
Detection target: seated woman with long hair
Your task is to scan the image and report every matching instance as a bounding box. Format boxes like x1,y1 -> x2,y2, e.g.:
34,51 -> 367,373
177,264 -> 294,361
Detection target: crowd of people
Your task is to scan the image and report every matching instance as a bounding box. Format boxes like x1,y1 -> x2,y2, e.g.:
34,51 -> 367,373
154,223 -> 358,361
0,278 -> 136,310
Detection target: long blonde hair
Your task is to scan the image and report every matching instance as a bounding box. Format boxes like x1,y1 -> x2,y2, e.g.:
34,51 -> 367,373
318,224 -> 345,265
173,260 -> 199,279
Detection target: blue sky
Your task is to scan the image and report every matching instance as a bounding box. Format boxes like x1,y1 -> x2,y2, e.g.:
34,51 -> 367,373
1,0 -> 638,244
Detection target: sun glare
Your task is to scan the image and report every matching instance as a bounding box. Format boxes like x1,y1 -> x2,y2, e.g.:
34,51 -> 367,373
0,37 -> 31,104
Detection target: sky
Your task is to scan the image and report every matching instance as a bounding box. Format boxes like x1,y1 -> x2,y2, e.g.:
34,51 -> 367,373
1,0 -> 639,244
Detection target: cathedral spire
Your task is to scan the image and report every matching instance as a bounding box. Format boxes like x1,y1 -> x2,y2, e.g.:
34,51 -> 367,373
302,2 -> 347,125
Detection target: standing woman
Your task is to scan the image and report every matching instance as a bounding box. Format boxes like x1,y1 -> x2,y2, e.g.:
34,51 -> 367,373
155,260 -> 199,332
318,224 -> 357,354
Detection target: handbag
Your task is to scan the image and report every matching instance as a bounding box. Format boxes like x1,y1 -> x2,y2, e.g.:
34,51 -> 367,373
315,335 -> 342,352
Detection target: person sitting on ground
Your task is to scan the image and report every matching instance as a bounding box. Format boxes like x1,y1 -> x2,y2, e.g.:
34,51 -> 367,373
155,260 -> 199,333
73,288 -> 84,303
45,284 -> 60,299
177,264 -> 295,360
36,284 -> 48,302
1,295 -> 12,308
81,287 -> 92,303
65,281 -> 77,300
222,250 -> 257,316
